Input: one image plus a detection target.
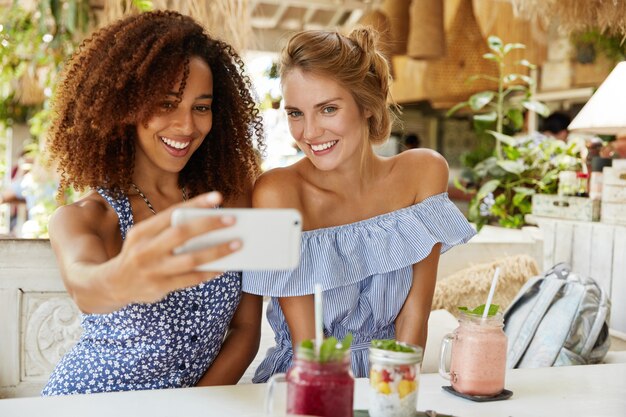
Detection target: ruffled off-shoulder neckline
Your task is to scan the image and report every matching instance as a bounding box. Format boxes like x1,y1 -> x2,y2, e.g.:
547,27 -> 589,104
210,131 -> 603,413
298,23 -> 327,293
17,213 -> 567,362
301,192 -> 452,236
242,192 -> 476,297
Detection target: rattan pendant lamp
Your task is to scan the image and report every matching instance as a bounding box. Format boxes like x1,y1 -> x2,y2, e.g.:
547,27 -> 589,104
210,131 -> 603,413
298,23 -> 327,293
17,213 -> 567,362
380,0 -> 411,55
407,0 -> 446,59
423,0 -> 498,107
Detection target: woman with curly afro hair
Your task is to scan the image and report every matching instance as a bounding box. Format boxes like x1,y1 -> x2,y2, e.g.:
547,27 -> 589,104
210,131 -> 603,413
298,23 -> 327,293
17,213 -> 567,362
42,11 -> 264,395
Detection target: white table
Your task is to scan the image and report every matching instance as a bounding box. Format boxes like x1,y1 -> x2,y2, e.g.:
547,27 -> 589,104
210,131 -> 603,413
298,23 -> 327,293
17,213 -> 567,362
0,363 -> 624,417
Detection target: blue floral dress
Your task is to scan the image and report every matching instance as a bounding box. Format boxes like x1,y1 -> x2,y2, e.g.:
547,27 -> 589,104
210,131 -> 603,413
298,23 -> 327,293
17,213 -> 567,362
42,188 -> 242,396
243,193 -> 475,382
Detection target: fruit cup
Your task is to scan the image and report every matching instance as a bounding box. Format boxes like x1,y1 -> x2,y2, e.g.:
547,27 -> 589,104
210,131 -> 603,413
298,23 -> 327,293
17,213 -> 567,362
369,341 -> 423,417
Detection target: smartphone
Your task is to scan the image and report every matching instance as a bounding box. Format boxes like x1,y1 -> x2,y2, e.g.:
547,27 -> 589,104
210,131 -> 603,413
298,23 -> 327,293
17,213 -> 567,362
171,208 -> 302,271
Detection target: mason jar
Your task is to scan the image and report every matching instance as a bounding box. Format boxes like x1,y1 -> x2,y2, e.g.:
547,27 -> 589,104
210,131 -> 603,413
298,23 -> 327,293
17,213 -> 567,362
439,311 -> 507,396
369,343 -> 423,417
285,349 -> 354,417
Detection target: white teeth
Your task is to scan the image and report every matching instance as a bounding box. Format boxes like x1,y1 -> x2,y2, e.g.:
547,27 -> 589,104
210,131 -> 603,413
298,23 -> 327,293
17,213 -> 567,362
161,137 -> 190,150
310,140 -> 338,152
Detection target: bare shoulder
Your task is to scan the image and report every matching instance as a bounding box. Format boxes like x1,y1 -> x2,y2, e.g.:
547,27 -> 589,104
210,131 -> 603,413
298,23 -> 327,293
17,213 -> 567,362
252,165 -> 302,209
394,149 -> 449,202
49,191 -> 117,243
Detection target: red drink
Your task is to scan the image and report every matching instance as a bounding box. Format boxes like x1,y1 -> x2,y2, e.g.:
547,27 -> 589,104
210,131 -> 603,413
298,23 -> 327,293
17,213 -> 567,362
286,353 -> 354,417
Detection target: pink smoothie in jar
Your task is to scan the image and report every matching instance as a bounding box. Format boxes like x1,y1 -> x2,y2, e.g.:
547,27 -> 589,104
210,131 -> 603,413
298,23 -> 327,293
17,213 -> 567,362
441,311 -> 507,396
286,352 -> 354,417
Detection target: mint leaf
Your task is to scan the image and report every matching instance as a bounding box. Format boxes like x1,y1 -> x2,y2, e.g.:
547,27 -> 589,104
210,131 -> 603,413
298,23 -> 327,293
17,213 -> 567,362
341,333 -> 353,352
300,339 -> 314,350
484,304 -> 500,316
299,334 -> 353,362
319,337 -> 338,362
457,304 -> 500,316
371,339 -> 416,353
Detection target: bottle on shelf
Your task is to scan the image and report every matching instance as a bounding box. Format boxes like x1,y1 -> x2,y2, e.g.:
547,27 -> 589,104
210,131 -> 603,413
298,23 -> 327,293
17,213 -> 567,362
576,172 -> 589,197
589,157 -> 613,200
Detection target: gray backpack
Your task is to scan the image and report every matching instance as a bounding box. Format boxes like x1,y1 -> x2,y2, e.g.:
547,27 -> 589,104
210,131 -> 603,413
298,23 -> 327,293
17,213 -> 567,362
503,263 -> 611,368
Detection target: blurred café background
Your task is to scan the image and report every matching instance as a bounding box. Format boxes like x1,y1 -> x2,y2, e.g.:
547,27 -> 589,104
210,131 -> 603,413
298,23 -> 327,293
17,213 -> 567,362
2,0 -> 625,237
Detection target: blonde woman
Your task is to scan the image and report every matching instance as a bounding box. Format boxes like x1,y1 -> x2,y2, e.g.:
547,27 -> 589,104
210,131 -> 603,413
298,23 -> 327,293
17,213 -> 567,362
243,28 -> 475,382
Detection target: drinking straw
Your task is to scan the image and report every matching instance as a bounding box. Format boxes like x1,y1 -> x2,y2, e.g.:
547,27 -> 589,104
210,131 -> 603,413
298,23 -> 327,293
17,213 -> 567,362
314,283 -> 323,356
482,267 -> 501,319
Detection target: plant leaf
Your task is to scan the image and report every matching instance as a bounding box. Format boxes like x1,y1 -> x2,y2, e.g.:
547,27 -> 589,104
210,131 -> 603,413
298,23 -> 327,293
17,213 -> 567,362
50,0 -> 62,27
467,74 -> 500,83
497,159 -> 525,175
446,101 -> 469,117
133,0 -> 154,11
503,85 -> 527,97
319,337 -> 338,362
504,43 -> 526,54
482,52 -> 499,62
458,304 -> 500,316
66,0 -> 77,34
516,59 -> 536,69
513,192 -> 529,207
301,339 -> 314,350
468,91 -> 495,110
474,111 -> 497,123
506,108 -> 524,130
522,100 -> 550,117
371,339 -> 416,353
487,130 -> 516,146
453,176 -> 469,193
513,186 -> 536,195
488,36 -> 503,52
503,73 -> 532,85
503,145 -> 521,161
341,333 -> 353,352
476,179 -> 501,200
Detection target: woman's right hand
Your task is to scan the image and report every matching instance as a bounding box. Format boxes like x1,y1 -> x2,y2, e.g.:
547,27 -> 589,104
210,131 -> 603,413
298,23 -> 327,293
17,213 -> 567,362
107,191 -> 241,306
49,191 -> 241,313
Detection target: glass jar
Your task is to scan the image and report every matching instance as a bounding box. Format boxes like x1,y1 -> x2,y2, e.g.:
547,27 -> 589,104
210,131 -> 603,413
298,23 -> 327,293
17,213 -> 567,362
369,343 -> 423,417
558,171 -> 578,196
439,311 -> 507,396
286,351 -> 354,417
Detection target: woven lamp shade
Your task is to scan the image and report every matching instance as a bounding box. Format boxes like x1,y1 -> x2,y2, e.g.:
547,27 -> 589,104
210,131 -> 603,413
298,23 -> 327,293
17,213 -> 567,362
407,0 -> 445,59
16,70 -> 45,106
381,0 -> 411,55
424,0 -> 497,107
359,9 -> 393,58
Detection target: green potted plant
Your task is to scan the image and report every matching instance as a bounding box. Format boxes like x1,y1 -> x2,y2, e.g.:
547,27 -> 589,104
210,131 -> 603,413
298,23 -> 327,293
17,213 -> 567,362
448,36 -> 584,230
0,1 -> 95,236
1,1 -> 152,236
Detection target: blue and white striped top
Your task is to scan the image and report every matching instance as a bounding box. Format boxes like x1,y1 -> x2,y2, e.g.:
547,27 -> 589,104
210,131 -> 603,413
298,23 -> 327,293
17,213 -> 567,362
242,192 -> 476,382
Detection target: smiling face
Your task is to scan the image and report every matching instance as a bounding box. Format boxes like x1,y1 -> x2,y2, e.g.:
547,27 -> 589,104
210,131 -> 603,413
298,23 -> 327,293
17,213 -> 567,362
282,68 -> 370,171
135,56 -> 213,176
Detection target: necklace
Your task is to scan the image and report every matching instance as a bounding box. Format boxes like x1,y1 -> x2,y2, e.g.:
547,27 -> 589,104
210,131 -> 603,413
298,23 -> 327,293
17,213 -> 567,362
131,183 -> 188,215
